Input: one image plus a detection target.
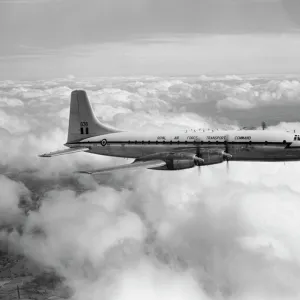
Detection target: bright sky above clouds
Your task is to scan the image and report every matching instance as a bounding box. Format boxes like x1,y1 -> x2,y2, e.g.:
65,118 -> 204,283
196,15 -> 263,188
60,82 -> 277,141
1,0 -> 300,79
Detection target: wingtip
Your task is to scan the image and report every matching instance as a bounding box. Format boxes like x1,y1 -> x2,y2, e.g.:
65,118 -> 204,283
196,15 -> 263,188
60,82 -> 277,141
75,171 -> 93,175
39,154 -> 51,158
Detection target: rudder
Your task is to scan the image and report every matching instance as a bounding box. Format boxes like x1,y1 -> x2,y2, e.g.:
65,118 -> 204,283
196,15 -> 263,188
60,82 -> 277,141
67,90 -> 120,143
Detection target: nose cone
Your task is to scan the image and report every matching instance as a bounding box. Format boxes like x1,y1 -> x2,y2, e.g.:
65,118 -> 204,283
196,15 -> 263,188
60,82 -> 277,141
290,134 -> 300,148
290,140 -> 300,148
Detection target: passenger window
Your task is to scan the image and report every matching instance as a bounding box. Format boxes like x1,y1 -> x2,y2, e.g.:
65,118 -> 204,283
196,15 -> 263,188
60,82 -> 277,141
148,141 -> 150,144
283,140 -> 286,144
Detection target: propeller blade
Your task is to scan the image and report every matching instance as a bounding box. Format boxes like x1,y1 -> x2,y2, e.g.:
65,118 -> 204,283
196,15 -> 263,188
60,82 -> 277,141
195,142 -> 204,170
224,136 -> 231,174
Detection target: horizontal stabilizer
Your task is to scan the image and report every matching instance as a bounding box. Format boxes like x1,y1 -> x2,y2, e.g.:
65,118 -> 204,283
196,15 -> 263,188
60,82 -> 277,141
39,147 -> 90,158
76,159 -> 166,175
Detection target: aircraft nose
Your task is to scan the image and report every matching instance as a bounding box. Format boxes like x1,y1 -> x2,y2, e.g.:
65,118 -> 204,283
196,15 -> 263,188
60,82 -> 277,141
290,138 -> 300,148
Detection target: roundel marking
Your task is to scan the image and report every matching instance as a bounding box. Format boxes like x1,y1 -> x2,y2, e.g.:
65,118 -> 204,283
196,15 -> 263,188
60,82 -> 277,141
101,139 -> 107,146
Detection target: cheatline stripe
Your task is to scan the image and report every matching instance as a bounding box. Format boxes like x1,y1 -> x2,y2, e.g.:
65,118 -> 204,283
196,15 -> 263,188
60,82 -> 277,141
67,141 -> 291,146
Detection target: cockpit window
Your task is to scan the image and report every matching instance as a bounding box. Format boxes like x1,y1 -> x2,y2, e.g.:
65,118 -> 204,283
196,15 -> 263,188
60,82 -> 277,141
294,135 -> 300,141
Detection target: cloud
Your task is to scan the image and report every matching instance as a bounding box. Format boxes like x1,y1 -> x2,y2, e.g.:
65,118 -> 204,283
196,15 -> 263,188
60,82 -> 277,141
0,97 -> 24,107
215,79 -> 300,111
6,159 -> 300,299
217,97 -> 255,110
0,109 -> 30,134
0,175 -> 31,226
2,76 -> 300,300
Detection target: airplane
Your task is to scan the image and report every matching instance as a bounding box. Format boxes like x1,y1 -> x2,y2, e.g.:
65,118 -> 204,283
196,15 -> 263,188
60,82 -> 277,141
39,90 -> 300,174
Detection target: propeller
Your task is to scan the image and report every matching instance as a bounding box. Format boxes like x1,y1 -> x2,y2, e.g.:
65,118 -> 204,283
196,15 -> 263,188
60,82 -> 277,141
224,137 -> 232,174
223,151 -> 232,173
195,142 -> 203,175
198,163 -> 201,176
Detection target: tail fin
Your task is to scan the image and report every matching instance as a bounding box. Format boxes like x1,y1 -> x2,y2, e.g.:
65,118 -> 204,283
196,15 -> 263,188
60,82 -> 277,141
66,90 -> 120,143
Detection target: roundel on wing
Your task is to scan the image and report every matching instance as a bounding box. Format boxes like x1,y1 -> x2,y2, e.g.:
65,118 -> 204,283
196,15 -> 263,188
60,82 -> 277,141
101,139 -> 107,146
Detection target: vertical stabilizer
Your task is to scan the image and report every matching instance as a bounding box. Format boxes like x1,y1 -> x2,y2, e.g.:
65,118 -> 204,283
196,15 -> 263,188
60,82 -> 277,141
67,90 -> 120,143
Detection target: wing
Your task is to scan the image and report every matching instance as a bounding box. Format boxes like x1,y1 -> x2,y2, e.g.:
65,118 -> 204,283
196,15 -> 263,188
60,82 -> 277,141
39,147 -> 90,157
76,159 -> 166,175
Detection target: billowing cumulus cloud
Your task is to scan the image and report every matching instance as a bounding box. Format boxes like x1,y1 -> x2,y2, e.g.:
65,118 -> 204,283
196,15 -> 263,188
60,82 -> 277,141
0,175 -> 31,226
1,75 -> 300,300
0,97 -> 23,107
217,79 -> 300,111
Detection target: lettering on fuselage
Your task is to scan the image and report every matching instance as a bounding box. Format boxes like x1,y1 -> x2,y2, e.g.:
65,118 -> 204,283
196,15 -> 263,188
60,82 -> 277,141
235,136 -> 251,140
157,136 -> 166,140
187,136 -> 198,140
174,136 -> 179,140
207,136 -> 226,140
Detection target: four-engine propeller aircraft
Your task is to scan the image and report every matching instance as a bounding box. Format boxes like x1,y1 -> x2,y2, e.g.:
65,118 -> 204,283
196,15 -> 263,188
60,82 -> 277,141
40,90 -> 300,174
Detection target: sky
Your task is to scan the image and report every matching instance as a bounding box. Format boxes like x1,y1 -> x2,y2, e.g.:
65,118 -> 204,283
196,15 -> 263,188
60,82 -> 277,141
1,0 -> 300,79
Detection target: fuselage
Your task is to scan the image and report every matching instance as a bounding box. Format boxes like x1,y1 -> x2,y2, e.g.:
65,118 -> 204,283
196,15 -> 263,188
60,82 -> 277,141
67,130 -> 300,163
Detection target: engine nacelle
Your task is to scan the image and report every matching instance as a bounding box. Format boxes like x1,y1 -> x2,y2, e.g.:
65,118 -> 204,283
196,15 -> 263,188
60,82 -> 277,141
152,159 -> 195,170
167,159 -> 195,170
201,152 -> 225,166
144,151 -> 232,170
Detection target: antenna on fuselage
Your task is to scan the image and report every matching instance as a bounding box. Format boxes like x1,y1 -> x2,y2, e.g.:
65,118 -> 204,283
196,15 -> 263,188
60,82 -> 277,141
262,121 -> 267,130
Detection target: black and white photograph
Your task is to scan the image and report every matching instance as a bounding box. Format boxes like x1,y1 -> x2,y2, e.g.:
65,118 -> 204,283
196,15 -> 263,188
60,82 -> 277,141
1,0 -> 300,299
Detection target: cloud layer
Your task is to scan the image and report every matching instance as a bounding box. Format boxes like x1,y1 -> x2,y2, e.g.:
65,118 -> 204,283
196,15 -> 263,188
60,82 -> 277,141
1,76 -> 300,300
